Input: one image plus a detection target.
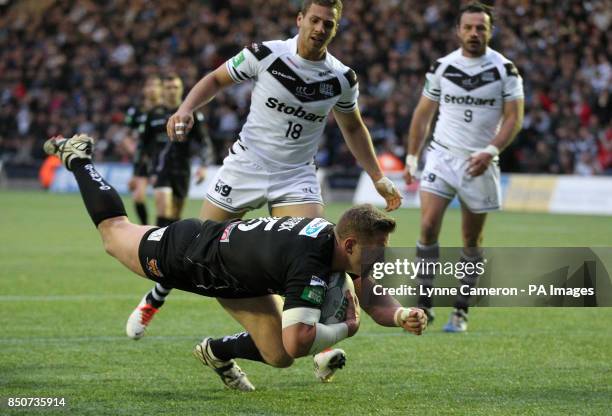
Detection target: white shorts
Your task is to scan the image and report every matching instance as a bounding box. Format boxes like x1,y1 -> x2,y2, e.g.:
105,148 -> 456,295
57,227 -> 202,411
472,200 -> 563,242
205,141 -> 323,213
420,143 -> 501,213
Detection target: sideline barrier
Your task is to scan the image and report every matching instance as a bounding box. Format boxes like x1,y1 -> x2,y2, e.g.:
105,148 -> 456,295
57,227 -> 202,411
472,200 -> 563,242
50,163 -> 219,198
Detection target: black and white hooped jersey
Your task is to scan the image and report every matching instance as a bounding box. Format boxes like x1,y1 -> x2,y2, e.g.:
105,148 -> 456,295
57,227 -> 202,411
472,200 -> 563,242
423,47 -> 524,152
225,35 -> 359,169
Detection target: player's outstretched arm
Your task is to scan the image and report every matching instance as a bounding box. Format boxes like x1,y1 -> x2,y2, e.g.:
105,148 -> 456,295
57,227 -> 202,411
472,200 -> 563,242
281,292 -> 359,358
355,277 -> 427,335
333,108 -> 402,211
167,65 -> 235,141
403,95 -> 439,184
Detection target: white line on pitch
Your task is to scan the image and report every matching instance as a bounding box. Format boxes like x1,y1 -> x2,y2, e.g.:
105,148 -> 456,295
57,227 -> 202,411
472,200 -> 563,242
0,294 -> 200,302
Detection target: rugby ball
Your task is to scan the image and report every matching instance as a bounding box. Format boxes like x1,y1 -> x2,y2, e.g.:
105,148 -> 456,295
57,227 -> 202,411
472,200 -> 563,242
320,272 -> 358,324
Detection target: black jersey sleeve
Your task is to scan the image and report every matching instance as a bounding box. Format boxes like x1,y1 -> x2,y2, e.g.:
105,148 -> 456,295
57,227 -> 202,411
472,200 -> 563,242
283,265 -> 331,311
282,238 -> 333,311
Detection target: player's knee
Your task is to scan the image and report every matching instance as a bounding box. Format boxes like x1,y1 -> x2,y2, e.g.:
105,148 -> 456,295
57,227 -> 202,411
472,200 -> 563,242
261,350 -> 294,368
97,219 -> 125,259
102,236 -> 117,257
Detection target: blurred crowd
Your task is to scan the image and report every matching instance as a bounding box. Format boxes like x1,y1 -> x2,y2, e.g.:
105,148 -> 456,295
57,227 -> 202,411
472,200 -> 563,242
1,0 -> 611,176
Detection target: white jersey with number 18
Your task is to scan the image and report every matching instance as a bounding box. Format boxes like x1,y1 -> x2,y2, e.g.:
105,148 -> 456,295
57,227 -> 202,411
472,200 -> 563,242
225,35 -> 358,170
423,47 -> 524,153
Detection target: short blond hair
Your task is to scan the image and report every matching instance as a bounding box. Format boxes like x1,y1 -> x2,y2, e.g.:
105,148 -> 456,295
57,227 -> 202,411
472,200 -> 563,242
336,204 -> 396,243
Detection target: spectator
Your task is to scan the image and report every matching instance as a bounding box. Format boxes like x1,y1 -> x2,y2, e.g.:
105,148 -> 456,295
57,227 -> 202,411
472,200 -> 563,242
0,0 -> 609,177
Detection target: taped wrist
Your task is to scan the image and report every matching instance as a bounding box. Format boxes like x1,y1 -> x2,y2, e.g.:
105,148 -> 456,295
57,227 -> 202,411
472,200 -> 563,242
405,154 -> 418,176
394,307 -> 412,327
375,176 -> 396,194
308,323 -> 349,355
472,144 -> 500,157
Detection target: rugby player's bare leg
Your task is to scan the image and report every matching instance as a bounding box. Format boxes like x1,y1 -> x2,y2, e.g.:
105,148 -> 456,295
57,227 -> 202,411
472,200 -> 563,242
171,196 -> 185,220
460,202 -> 487,254
200,199 -> 247,221
419,191 -> 451,245
270,202 -> 324,218
131,176 -> 149,225
131,176 -> 148,203
98,217 -> 155,277
154,187 -> 174,226
416,191 -> 452,314
451,203 -> 488,314
216,295 -> 294,368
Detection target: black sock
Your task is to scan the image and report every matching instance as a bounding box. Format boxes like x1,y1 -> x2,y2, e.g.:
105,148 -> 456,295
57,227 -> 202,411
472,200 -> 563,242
71,159 -> 127,227
416,241 -> 439,309
145,283 -> 172,309
454,250 -> 484,313
156,217 -> 175,227
209,332 -> 265,363
135,202 -> 148,225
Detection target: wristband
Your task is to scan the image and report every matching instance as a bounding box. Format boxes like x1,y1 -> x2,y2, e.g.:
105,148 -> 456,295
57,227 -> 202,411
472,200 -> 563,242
375,176 -> 396,194
405,154 -> 418,176
393,307 -> 411,327
482,144 -> 500,157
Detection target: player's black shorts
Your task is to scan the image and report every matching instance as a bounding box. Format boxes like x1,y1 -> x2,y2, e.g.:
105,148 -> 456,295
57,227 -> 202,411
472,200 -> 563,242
154,168 -> 190,200
132,161 -> 151,177
138,219 -> 267,299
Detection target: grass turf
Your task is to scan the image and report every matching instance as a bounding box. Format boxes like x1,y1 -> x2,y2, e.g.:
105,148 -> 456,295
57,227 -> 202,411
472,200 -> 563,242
0,190 -> 610,415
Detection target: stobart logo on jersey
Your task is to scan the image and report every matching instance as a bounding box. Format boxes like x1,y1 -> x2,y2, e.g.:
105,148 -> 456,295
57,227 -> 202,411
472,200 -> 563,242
444,94 -> 496,106
265,97 -> 325,123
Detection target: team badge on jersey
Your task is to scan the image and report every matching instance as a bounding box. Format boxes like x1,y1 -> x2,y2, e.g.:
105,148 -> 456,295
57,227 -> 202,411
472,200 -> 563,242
147,227 -> 167,241
220,222 -> 238,243
300,277 -> 326,305
232,51 -> 245,68
146,258 -> 164,278
319,83 -> 335,97
299,218 -> 332,238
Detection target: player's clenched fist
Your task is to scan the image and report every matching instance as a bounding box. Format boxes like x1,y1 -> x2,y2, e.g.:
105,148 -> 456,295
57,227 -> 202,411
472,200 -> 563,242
394,307 -> 427,335
166,111 -> 194,142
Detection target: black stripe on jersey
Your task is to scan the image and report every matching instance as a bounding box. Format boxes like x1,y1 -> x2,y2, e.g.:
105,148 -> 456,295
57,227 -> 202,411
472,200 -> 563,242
343,69 -> 358,87
442,65 -> 501,92
504,63 -> 519,77
229,65 -> 247,81
336,101 -> 353,109
246,42 -> 272,61
428,60 -> 442,74
267,58 -> 341,103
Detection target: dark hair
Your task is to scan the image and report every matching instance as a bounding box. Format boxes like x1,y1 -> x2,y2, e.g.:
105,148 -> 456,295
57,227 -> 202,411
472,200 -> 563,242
161,73 -> 181,83
301,0 -> 343,21
457,2 -> 494,28
336,204 -> 396,243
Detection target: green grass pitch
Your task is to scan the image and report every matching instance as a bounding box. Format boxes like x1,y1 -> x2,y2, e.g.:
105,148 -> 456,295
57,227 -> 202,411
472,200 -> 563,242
0,190 -> 610,415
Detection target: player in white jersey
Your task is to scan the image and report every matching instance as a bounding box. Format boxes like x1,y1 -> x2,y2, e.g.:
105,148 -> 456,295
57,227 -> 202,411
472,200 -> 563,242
403,2 -> 524,332
126,0 -> 402,384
